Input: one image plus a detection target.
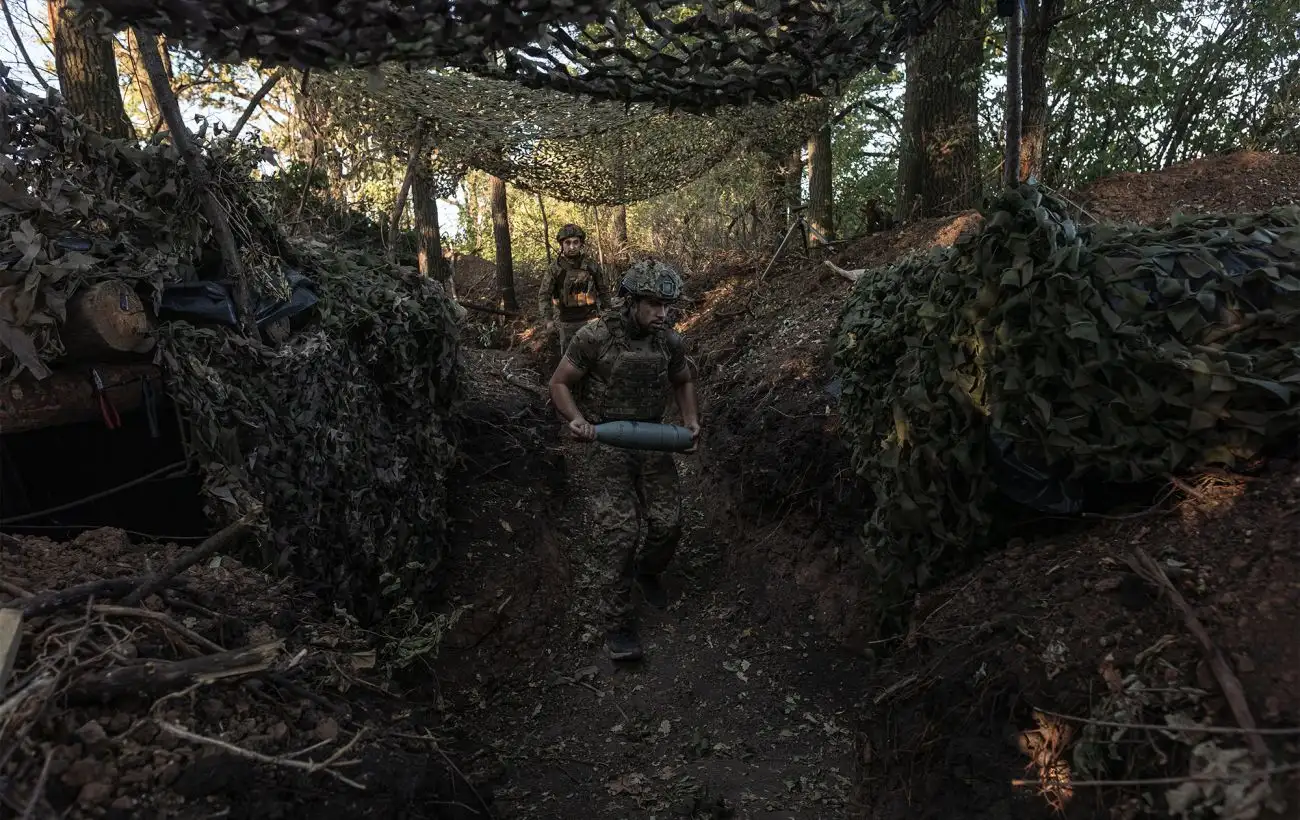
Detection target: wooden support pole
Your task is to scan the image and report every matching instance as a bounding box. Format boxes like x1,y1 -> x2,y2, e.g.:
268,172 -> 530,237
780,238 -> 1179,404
0,362 -> 161,435
0,608 -> 21,693
132,29 -> 257,337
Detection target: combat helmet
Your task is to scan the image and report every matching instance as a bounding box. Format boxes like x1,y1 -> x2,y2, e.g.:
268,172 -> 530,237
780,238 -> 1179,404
556,223 -> 586,243
618,260 -> 683,302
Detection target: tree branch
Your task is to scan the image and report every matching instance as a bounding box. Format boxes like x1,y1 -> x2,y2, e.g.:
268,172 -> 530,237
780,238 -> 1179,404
831,98 -> 900,129
2,0 -> 55,94
226,68 -> 286,142
388,121 -> 428,263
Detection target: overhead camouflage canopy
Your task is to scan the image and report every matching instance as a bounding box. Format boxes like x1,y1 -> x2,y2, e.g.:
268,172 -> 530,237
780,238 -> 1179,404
316,66 -> 831,204
74,0 -> 952,112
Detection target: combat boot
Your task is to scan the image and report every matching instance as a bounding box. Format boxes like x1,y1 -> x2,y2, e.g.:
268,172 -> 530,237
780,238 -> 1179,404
605,627 -> 643,661
636,573 -> 668,610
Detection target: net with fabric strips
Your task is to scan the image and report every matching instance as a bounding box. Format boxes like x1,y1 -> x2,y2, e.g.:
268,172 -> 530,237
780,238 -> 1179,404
73,0 -> 953,111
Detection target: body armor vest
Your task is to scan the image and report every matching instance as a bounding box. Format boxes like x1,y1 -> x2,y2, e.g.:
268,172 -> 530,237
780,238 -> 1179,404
578,314 -> 674,423
555,258 -> 601,322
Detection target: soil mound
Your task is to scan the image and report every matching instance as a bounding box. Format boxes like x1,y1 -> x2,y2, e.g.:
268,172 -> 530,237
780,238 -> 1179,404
1077,151 -> 1300,226
856,462 -> 1300,819
0,528 -> 484,819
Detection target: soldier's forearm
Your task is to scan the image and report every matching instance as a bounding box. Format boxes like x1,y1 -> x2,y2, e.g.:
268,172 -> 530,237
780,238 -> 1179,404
550,382 -> 585,423
674,380 -> 699,427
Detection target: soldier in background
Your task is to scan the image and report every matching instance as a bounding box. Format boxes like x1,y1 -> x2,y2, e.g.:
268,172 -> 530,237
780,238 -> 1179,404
547,261 -> 700,662
538,223 -> 606,366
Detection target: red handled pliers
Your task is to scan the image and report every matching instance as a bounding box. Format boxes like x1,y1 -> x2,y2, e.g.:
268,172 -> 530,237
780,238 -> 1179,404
91,368 -> 121,429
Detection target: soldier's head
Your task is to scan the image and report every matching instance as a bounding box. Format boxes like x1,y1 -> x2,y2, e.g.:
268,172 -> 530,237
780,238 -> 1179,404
556,223 -> 586,259
617,260 -> 683,332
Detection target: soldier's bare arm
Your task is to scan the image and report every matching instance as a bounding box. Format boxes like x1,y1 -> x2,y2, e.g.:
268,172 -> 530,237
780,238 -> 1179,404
549,326 -> 602,441
666,334 -> 700,449
549,359 -> 595,441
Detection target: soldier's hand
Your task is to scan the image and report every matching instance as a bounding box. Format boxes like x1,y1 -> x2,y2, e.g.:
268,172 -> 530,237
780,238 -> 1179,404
569,417 -> 597,442
683,420 -> 701,453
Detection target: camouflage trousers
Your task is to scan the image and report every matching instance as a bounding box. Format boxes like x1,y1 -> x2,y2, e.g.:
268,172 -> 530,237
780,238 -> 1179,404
550,318 -> 592,364
588,444 -> 682,630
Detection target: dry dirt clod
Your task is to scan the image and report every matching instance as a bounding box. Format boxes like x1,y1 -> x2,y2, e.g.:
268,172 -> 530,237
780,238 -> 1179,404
62,758 -> 105,789
77,720 -> 109,750
315,717 -> 340,742
77,781 -> 115,807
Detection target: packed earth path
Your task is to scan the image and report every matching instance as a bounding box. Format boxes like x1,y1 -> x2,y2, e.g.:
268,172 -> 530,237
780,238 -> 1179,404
437,356 -> 872,819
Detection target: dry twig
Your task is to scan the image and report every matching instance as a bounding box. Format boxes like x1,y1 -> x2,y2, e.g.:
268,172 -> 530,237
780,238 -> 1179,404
1012,761 -> 1300,788
822,259 -> 865,283
158,721 -> 368,789
1032,708 -> 1300,736
1127,548 -> 1270,763
123,516 -> 253,606
91,604 -> 226,654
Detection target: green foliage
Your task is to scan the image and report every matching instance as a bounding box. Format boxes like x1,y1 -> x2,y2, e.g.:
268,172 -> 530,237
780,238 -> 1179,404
1037,0 -> 1300,186
629,153 -> 776,271
835,186 -> 1300,626
831,71 -> 905,235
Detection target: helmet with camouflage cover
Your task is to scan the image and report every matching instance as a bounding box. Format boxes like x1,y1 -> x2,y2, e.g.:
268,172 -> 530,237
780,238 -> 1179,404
618,260 -> 683,302
556,223 -> 586,243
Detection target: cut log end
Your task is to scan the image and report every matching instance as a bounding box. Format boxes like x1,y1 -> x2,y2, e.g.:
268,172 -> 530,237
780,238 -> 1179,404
61,280 -> 156,360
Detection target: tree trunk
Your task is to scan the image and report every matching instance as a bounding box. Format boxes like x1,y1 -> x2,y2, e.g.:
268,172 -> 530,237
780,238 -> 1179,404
126,29 -> 161,131
47,0 -> 131,139
1019,0 -> 1059,183
465,173 -> 483,253
60,280 -> 157,360
895,0 -> 985,219
756,151 -> 788,246
388,126 -> 426,263
781,147 -> 803,215
1003,2 -> 1023,187
537,193 -> 553,266
133,29 -> 256,337
412,164 -> 451,297
489,175 -> 517,312
612,205 -> 629,264
806,124 -> 834,245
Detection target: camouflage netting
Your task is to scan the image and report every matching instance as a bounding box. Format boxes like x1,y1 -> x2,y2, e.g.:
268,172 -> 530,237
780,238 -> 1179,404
0,69 -> 203,380
316,66 -> 832,205
835,186 -> 1300,623
0,72 -> 464,626
161,244 -> 462,625
76,0 -> 952,112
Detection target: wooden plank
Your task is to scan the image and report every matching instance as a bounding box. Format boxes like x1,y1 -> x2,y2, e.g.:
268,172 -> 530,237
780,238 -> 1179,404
0,362 -> 162,435
0,608 -> 22,694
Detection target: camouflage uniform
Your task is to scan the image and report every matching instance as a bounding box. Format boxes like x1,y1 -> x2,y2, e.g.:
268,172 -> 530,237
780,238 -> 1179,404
538,242 -> 606,359
564,306 -> 689,630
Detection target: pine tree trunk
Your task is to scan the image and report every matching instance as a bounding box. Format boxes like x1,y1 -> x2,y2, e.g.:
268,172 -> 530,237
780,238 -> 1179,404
612,205 -> 629,264
757,151 -> 787,246
466,173 -> 482,253
895,0 -> 985,218
47,0 -> 131,139
1020,0 -> 1059,183
781,147 -> 803,214
489,175 -> 517,311
412,165 -> 451,297
806,124 -> 834,245
126,29 -> 161,130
